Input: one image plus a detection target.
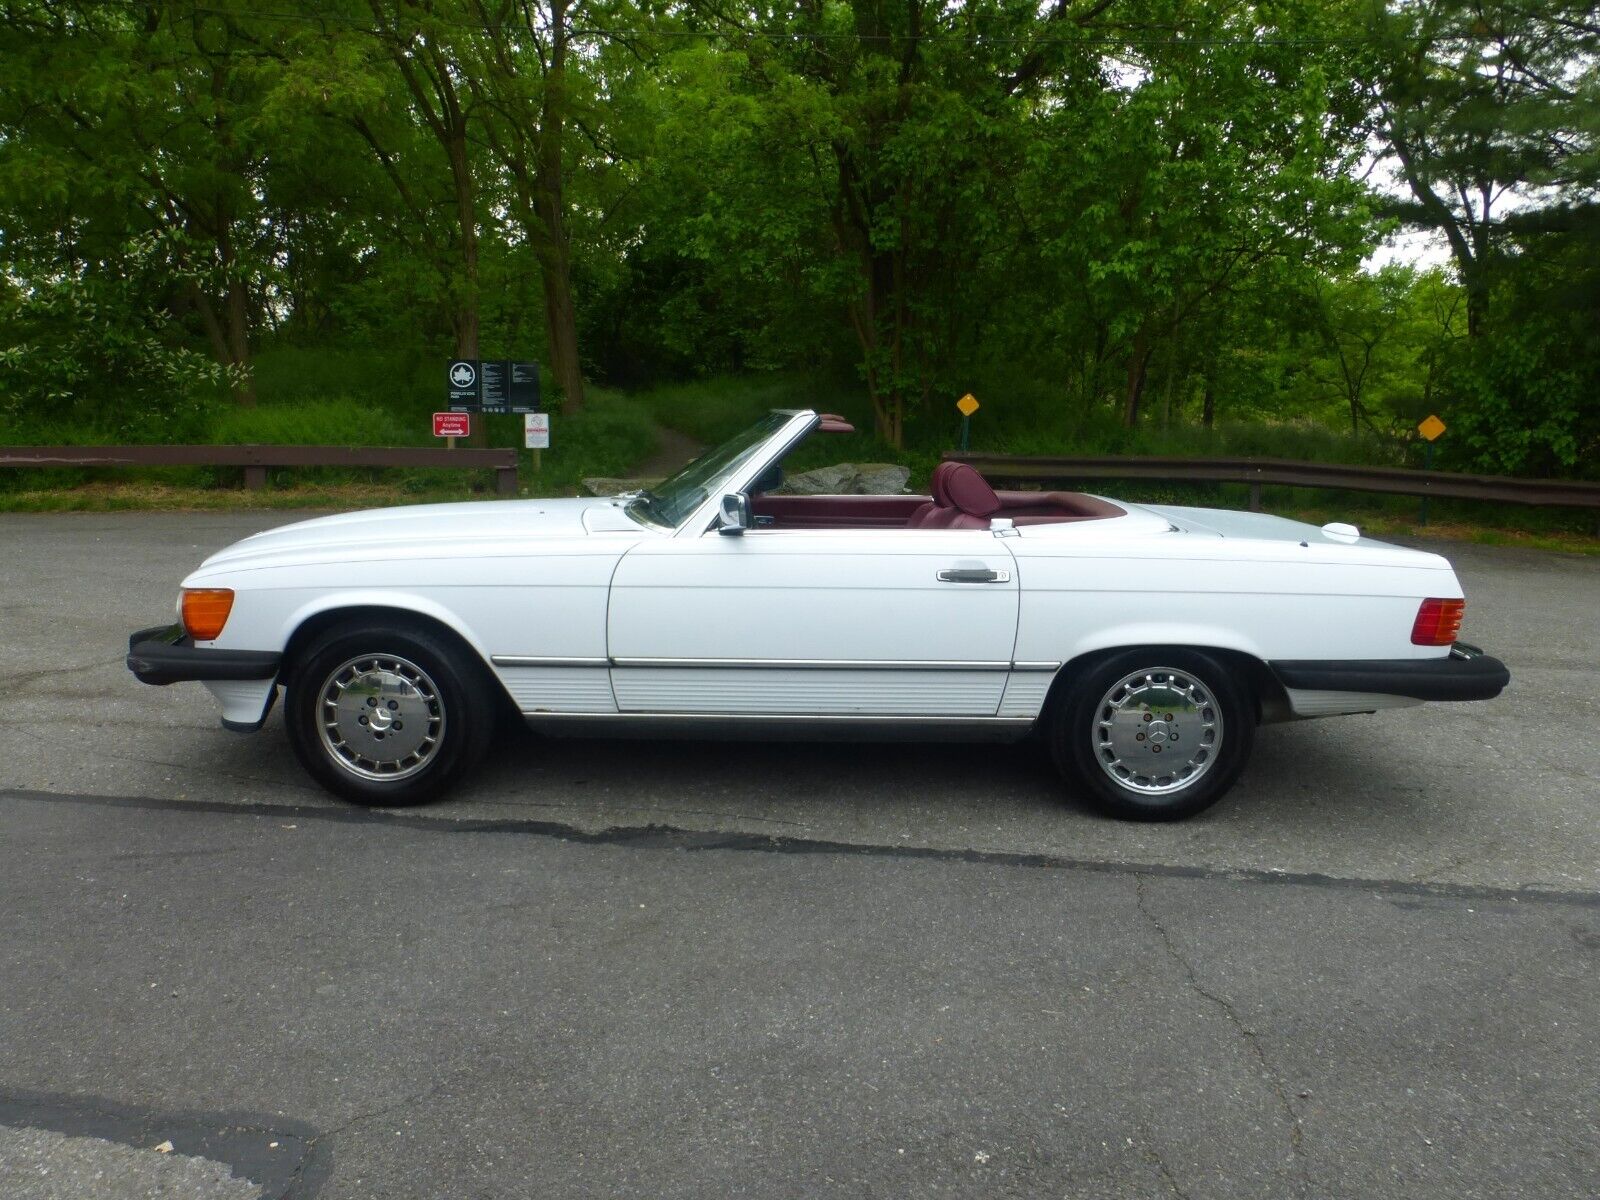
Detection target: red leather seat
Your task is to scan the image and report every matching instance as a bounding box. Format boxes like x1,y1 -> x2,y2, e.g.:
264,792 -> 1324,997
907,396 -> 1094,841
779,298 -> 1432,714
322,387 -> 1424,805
908,463 -> 1000,529
907,462 -> 958,528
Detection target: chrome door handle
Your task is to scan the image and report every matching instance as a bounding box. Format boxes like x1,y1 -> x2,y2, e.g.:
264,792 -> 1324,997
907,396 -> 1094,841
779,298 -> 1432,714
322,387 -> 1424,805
937,568 -> 1010,584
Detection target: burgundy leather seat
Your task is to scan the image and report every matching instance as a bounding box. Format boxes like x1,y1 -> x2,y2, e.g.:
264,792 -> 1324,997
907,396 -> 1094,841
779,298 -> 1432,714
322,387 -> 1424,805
907,462 -> 1000,529
906,462 -> 958,528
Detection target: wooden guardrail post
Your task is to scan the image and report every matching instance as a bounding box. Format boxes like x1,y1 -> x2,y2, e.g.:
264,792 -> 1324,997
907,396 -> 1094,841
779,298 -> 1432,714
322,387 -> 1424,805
943,452 -> 1600,525
0,445 -> 520,495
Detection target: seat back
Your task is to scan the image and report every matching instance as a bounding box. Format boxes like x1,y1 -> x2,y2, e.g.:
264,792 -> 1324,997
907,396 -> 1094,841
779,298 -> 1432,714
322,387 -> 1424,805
908,462 -> 998,529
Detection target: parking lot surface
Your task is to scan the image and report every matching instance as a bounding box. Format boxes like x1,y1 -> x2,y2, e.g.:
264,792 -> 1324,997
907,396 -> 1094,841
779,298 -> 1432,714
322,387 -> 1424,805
2,511 -> 1597,1198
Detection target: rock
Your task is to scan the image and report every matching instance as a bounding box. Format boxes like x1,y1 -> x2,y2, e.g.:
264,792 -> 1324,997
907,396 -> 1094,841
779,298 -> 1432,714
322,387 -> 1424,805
582,462 -> 910,498
855,463 -> 912,494
775,463 -> 910,496
582,476 -> 663,497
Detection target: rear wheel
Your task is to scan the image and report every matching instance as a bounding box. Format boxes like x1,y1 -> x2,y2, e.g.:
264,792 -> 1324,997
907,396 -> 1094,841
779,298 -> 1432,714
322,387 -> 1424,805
1049,649 -> 1254,821
285,622 -> 494,807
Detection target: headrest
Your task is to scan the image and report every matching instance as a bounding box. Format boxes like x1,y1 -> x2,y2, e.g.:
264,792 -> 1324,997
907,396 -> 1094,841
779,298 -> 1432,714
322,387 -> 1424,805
942,463 -> 1000,518
929,461 -> 963,507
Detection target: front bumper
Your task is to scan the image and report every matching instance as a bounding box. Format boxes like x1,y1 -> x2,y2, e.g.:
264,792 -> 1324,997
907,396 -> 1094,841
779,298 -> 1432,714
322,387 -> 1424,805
126,623 -> 281,687
1269,642 -> 1510,703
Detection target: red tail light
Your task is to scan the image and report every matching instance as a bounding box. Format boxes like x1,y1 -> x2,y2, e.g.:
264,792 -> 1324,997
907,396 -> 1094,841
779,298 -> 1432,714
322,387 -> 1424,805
1411,598 -> 1464,646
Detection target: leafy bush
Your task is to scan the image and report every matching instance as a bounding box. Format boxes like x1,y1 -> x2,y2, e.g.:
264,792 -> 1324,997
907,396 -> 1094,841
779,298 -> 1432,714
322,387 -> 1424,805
1442,316 -> 1600,480
0,274 -> 228,444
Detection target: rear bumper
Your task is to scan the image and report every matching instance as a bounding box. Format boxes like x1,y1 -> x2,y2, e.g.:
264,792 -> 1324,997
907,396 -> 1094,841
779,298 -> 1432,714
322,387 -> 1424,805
126,623 -> 281,687
1269,642 -> 1509,703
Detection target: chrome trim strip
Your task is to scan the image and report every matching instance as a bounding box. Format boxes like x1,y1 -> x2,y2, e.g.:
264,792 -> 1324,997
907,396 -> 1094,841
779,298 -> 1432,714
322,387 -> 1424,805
610,657 -> 1013,671
491,656 -> 609,669
524,712 -> 1035,726
496,656 -> 1063,672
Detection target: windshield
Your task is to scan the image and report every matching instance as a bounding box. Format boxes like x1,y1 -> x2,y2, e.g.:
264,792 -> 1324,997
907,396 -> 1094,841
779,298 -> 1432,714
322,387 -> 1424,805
625,411 -> 793,530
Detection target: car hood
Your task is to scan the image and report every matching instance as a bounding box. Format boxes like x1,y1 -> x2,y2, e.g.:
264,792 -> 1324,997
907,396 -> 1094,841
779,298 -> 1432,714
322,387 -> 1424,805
190,497 -> 637,578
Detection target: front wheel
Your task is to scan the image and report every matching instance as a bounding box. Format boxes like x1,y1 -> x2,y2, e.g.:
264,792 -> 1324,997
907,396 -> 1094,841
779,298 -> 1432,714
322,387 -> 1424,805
1049,649 -> 1255,821
284,623 -> 495,807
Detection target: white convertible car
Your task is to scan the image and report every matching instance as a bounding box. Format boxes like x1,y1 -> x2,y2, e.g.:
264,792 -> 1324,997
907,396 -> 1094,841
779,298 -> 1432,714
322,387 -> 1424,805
128,409 -> 1508,820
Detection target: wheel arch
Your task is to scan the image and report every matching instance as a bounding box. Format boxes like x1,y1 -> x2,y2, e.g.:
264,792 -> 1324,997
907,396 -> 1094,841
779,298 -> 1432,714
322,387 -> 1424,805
1038,643 -> 1290,727
278,601 -> 515,714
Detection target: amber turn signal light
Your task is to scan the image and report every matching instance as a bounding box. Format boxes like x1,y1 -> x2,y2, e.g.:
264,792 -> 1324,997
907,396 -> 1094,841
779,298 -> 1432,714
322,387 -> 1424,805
181,588 -> 235,641
1411,597 -> 1464,646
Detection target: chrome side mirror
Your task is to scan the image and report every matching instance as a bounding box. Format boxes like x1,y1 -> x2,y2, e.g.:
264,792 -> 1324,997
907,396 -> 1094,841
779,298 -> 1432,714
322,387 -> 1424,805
717,492 -> 751,536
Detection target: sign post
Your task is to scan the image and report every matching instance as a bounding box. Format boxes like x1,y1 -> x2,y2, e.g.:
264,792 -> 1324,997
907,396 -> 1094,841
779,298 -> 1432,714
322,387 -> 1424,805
524,412 -> 550,473
433,411 -> 471,449
448,358 -> 541,463
956,393 -> 980,451
1417,414 -> 1446,526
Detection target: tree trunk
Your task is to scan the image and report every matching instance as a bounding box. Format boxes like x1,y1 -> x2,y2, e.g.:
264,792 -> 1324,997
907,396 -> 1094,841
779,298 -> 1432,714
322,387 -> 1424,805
448,128 -> 480,362
1202,372 -> 1215,430
1122,325 -> 1151,427
533,0 -> 585,414
224,277 -> 256,407
1157,338 -> 1179,431
444,123 -> 487,446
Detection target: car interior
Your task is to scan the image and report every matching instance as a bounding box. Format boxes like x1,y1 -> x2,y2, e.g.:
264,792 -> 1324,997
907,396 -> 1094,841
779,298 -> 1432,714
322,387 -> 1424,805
748,461 -> 1126,530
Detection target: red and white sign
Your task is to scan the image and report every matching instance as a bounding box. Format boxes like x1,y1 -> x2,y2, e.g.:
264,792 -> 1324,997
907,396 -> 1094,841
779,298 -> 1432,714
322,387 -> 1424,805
433,412 -> 471,439
524,412 -> 550,449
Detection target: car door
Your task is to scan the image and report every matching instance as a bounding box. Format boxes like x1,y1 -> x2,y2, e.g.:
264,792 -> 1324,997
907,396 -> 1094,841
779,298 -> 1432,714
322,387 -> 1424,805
606,526 -> 1020,716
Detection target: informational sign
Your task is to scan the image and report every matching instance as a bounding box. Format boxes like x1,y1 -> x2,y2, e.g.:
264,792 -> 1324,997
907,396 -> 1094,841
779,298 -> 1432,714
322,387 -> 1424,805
433,412 -> 471,439
524,412 -> 550,449
956,393 -> 980,417
1418,414 -> 1446,442
447,359 -> 541,413
509,362 -> 540,411
447,360 -> 479,408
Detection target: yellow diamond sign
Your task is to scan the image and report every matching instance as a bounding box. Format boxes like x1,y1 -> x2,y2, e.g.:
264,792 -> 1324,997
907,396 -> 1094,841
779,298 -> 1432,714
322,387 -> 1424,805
956,393 -> 979,417
1418,414 -> 1446,442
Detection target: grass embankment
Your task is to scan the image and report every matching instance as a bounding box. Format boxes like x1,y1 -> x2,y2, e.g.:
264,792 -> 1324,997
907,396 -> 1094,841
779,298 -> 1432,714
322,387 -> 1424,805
4,352 -> 1595,553
0,347 -> 659,507
632,372 -> 1599,552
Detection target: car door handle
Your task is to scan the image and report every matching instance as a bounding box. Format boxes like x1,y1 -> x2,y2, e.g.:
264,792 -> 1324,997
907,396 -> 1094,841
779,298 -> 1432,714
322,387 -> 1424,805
937,568 -> 1010,584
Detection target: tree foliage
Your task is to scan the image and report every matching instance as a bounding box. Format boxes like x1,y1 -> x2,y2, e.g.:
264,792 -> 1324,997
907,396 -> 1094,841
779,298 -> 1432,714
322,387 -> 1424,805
0,0 -> 1594,471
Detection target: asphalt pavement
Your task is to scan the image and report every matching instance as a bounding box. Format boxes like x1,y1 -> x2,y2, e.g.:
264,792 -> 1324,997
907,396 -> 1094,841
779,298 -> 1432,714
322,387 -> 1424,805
1,511 -> 1597,1199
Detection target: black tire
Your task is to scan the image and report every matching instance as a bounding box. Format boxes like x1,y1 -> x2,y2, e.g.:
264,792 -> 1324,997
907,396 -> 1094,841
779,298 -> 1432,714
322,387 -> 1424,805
284,621 -> 496,807
1049,648 -> 1255,822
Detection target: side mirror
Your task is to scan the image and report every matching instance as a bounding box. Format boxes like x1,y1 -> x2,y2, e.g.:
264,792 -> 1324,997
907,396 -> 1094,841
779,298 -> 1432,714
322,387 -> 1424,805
717,492 -> 752,536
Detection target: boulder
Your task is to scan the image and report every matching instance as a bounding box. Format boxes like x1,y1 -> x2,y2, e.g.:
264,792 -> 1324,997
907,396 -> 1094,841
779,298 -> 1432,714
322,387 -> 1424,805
582,476 -> 663,497
775,462 -> 910,496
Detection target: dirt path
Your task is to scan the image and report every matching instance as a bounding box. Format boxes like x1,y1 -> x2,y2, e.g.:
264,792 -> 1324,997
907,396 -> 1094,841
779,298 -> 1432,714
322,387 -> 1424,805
633,424 -> 703,479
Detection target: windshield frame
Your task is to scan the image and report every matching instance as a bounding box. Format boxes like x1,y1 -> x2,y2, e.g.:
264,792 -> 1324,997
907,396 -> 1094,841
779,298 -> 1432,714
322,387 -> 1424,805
623,410 -> 818,535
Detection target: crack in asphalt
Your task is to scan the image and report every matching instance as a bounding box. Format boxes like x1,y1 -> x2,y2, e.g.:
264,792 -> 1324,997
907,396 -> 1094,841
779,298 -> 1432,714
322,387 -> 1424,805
1141,1139 -> 1194,1200
1135,876 -> 1310,1195
310,1078 -> 456,1145
5,787 -> 1599,910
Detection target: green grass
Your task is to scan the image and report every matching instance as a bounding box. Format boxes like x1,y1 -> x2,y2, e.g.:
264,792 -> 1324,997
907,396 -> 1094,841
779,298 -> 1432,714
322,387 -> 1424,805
6,355 -> 1594,551
1,346 -> 661,500
631,372 -> 864,445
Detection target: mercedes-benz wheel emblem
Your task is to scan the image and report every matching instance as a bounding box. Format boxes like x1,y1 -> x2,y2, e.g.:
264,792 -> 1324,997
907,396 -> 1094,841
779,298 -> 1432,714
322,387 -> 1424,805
450,362 -> 476,388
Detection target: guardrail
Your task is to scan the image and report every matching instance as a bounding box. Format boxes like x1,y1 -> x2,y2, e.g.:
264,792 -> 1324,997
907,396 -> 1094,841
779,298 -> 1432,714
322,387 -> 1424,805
0,445 -> 520,496
945,452 -> 1600,526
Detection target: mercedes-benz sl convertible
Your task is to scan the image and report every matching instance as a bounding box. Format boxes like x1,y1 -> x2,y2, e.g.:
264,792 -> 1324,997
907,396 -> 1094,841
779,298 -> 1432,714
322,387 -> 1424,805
127,409 -> 1509,820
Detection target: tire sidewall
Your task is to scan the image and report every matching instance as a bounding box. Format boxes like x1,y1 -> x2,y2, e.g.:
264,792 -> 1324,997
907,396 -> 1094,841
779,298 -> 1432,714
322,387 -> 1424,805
1053,648 -> 1255,821
285,623 -> 491,806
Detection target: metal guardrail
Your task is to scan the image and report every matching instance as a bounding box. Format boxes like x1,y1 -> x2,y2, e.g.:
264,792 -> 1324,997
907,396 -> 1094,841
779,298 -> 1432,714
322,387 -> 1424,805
945,452 -> 1600,518
0,445 -> 521,496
